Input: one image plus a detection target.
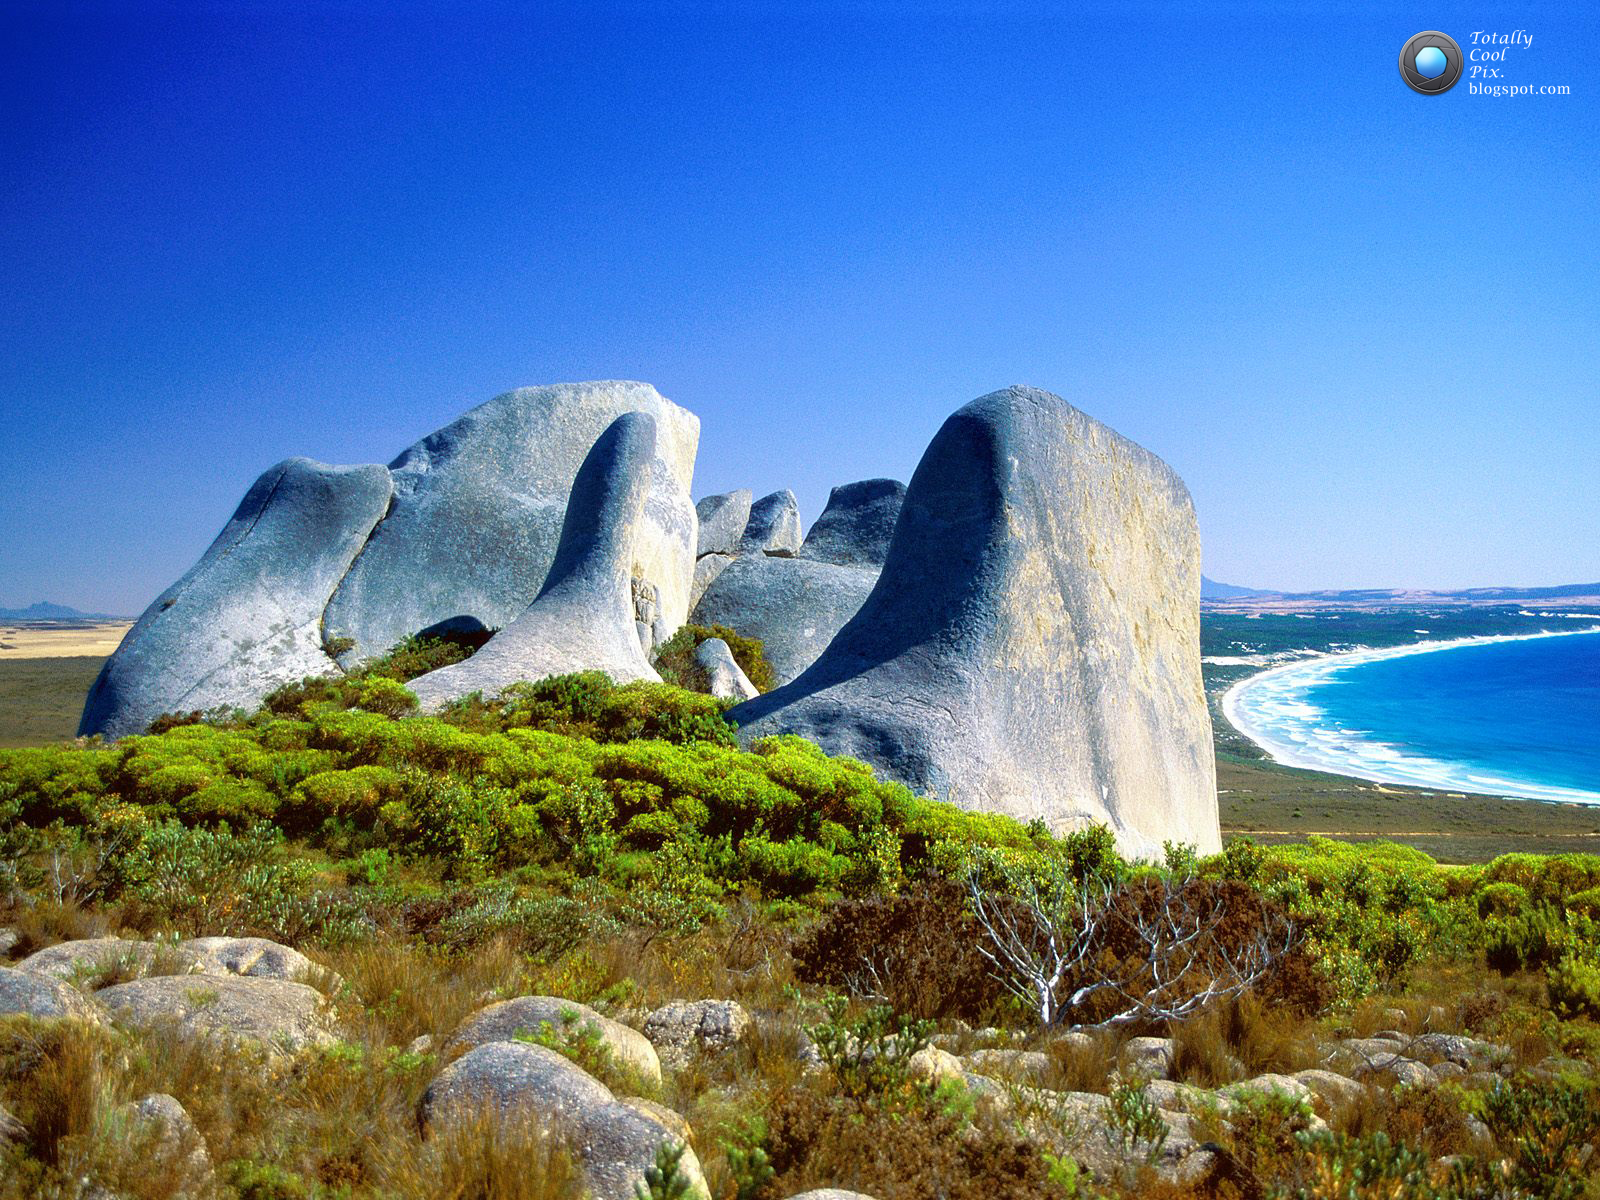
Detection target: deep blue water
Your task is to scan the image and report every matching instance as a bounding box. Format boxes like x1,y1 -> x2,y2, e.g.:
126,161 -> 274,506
1226,630 -> 1600,803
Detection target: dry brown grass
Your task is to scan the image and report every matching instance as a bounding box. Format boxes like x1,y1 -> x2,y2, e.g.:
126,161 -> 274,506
1169,994 -> 1319,1087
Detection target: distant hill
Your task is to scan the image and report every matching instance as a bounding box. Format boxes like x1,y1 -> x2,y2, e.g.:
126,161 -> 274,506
0,602 -> 124,621
1202,580 -> 1600,612
1201,576 -> 1273,600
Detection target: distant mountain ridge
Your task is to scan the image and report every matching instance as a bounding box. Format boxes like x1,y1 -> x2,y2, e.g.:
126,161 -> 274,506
1201,576 -> 1273,599
1201,580 -> 1600,611
0,601 -> 124,621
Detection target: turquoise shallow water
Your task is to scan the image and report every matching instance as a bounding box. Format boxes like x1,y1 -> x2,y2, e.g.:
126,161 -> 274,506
1224,629 -> 1600,804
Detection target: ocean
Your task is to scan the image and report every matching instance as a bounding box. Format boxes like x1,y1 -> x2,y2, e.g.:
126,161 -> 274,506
1223,628 -> 1600,804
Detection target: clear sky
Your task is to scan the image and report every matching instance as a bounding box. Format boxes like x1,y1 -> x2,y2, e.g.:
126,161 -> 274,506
2,1 -> 1596,615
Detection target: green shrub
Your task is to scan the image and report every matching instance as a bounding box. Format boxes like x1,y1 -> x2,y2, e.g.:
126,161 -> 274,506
1476,880 -> 1529,919
1548,952 -> 1600,1019
1485,906 -> 1584,974
1564,885 -> 1600,918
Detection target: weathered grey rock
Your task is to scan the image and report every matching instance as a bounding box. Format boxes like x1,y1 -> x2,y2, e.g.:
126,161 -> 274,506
694,638 -> 759,701
1141,1079 -> 1225,1115
324,381 -> 699,663
617,1096 -> 694,1144
419,1042 -> 707,1200
1012,1088 -> 1204,1185
0,928 -> 17,958
112,1093 -> 213,1194
691,555 -> 879,686
444,995 -> 662,1088
730,387 -> 1218,857
907,1044 -> 965,1085
643,999 -> 753,1069
1120,1035 -> 1175,1079
739,490 -> 802,556
409,414 -> 665,709
79,458 -> 393,738
93,975 -> 336,1053
696,490 -> 752,557
0,965 -> 98,1021
15,937 -> 194,982
1412,1032 -> 1511,1070
690,553 -> 734,610
963,1048 -> 1053,1083
181,936 -> 333,985
1292,1068 -> 1368,1109
798,479 -> 906,567
782,1192 -> 882,1200
1224,1073 -> 1312,1104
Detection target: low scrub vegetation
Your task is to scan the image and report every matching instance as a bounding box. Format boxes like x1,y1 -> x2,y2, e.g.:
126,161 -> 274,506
2,652 -> 1599,1197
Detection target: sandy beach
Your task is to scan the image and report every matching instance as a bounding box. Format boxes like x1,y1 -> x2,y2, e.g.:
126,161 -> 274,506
0,620 -> 132,659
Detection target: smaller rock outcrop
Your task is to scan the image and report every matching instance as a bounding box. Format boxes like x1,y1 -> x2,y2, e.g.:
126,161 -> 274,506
797,479 -> 906,567
93,976 -> 337,1054
694,639 -> 759,701
419,1041 -> 707,1200
0,965 -> 98,1022
409,414 -> 663,710
445,995 -> 662,1088
643,999 -> 753,1070
112,1093 -> 213,1195
696,490 -> 752,557
739,490 -> 803,555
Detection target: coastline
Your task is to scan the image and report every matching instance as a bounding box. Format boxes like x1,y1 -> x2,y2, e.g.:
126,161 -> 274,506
1221,626 -> 1600,806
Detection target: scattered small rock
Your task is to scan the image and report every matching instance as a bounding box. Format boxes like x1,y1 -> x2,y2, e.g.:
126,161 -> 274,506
963,1048 -> 1053,1084
112,1093 -> 213,1195
643,999 -> 752,1070
419,1041 -> 707,1200
1292,1068 -> 1368,1110
1120,1036 -> 1174,1079
446,995 -> 662,1088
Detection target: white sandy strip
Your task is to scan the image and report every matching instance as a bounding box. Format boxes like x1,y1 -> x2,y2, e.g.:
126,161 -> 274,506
0,622 -> 132,660
1222,627 -> 1600,806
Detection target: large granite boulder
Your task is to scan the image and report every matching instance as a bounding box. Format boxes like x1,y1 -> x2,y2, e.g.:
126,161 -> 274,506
797,479 -> 906,566
419,1041 -> 708,1200
696,490 -> 752,556
323,381 -> 698,662
689,478 -> 906,686
739,490 -> 803,555
409,414 -> 663,709
80,458 -> 393,738
692,557 -> 879,687
730,386 -> 1218,858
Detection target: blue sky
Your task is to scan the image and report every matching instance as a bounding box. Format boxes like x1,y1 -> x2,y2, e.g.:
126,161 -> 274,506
2,1 -> 1596,614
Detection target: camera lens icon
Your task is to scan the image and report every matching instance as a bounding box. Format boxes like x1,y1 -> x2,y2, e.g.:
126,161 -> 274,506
1399,32 -> 1463,94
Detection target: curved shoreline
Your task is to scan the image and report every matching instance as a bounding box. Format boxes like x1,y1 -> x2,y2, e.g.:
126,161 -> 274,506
1222,627 -> 1600,806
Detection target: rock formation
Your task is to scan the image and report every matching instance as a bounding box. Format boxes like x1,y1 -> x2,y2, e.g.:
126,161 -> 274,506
79,458 -> 393,739
690,479 -> 905,686
738,489 -> 803,555
80,383 -> 696,738
695,489 -> 752,557
323,381 -> 697,662
407,413 -> 663,710
729,386 -> 1218,858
